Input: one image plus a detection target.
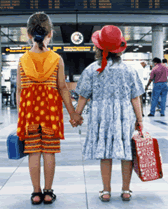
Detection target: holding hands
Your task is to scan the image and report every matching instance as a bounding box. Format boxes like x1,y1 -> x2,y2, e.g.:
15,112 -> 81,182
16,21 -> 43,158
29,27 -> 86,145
69,95 -> 88,127
69,112 -> 83,127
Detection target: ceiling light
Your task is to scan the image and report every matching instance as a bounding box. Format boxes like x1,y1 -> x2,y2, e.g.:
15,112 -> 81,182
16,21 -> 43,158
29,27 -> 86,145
138,45 -> 142,48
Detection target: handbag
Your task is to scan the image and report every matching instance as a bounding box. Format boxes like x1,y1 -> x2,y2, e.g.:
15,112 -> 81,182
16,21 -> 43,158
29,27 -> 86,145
132,127 -> 163,182
7,129 -> 28,159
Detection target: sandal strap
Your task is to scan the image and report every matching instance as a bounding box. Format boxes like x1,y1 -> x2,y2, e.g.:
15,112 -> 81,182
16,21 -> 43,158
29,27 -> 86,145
121,190 -> 132,195
99,191 -> 111,197
31,192 -> 43,203
43,189 -> 56,199
43,189 -> 53,193
31,192 -> 43,197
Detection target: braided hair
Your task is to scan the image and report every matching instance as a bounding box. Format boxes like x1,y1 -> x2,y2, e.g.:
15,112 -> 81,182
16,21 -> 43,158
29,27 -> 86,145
27,12 -> 53,50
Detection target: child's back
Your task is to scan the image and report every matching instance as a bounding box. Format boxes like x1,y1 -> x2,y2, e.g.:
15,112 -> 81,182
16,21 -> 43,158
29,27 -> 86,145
76,58 -> 144,160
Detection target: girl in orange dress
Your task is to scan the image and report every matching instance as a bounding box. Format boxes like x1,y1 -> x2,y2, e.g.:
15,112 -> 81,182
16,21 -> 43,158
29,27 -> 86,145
16,12 -> 83,205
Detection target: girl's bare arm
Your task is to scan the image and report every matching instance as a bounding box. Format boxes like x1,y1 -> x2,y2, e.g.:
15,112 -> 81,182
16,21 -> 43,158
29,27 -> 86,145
16,64 -> 21,112
131,96 -> 143,131
58,56 -> 83,124
75,95 -> 88,115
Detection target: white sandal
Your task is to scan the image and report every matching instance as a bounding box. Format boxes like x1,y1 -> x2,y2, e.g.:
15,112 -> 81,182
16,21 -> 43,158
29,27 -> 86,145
99,191 -> 111,202
121,190 -> 132,201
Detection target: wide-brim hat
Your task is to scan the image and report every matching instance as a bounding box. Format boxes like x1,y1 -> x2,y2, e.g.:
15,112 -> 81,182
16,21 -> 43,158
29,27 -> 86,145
91,27 -> 127,53
91,25 -> 127,73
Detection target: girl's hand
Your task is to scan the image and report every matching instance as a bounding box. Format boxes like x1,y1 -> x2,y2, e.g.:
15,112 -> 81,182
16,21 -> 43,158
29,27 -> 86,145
70,112 -> 83,127
69,119 -> 77,127
135,121 -> 143,134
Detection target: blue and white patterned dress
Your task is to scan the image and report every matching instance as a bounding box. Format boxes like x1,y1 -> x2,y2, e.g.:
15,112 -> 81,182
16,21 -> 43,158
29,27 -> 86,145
75,58 -> 145,160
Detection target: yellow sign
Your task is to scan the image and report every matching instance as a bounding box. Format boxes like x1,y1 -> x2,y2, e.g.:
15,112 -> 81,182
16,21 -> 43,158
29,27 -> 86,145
63,46 -> 91,52
4,46 -> 93,53
53,47 -> 62,51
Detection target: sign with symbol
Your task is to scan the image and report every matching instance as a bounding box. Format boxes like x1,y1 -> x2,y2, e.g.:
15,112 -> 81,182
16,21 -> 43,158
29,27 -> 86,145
71,32 -> 84,45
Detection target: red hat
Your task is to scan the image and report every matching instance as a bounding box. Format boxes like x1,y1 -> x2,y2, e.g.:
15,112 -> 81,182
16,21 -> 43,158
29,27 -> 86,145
91,25 -> 127,73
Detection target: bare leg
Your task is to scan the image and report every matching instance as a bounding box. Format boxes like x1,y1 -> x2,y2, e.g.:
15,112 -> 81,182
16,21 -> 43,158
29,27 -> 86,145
43,153 -> 55,202
121,160 -> 133,199
100,159 -> 112,199
29,153 -> 41,202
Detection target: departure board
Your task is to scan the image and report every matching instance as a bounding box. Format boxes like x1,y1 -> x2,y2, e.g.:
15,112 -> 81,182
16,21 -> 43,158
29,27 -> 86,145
2,46 -> 95,53
0,0 -> 168,13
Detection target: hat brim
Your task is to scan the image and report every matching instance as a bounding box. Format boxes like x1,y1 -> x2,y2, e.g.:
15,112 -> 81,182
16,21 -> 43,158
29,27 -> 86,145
91,30 -> 127,53
91,30 -> 104,50
110,37 -> 127,53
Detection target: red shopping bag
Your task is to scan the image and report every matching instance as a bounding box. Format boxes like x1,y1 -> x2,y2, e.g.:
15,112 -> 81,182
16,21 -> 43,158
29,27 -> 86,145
132,128 -> 163,181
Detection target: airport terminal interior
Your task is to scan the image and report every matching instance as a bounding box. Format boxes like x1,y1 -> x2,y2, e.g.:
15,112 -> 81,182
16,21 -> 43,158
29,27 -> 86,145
1,0 -> 168,209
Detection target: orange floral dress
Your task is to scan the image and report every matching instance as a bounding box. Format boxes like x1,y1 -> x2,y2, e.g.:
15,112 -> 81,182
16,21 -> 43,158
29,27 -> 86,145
17,50 -> 64,154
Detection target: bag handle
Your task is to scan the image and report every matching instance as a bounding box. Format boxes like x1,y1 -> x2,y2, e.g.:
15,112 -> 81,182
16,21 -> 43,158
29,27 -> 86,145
137,125 -> 143,137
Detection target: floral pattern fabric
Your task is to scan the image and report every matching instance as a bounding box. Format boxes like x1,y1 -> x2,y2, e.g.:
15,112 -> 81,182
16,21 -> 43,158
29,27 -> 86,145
75,58 -> 145,160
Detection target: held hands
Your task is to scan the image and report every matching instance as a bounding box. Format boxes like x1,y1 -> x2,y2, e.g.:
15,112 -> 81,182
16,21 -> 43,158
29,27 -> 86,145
69,112 -> 83,127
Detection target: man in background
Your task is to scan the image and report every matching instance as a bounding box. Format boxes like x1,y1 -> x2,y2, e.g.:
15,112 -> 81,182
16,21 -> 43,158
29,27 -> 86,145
156,58 -> 168,111
145,57 -> 168,116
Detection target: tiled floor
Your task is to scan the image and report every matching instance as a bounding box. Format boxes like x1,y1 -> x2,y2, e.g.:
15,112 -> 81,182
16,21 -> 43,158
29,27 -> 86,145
0,104 -> 168,209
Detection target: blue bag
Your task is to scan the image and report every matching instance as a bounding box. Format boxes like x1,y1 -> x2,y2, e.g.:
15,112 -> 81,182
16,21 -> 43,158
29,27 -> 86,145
7,130 -> 28,159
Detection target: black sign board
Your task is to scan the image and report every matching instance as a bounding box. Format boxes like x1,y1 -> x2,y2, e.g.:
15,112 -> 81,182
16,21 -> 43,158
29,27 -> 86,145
0,0 -> 167,14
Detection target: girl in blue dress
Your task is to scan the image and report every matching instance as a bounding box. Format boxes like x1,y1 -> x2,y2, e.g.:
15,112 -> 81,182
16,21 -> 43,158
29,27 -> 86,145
70,25 -> 144,202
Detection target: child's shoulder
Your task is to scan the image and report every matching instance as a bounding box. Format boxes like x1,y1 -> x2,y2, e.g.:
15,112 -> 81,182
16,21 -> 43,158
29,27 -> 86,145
121,62 -> 138,75
84,60 -> 100,73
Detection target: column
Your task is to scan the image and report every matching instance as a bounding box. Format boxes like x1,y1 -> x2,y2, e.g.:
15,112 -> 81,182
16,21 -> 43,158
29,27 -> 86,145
0,26 -> 2,110
152,25 -> 163,60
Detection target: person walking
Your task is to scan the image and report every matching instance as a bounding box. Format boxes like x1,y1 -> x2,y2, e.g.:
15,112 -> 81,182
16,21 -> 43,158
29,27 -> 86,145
156,58 -> 168,111
16,12 -> 83,205
145,57 -> 168,116
70,25 -> 144,201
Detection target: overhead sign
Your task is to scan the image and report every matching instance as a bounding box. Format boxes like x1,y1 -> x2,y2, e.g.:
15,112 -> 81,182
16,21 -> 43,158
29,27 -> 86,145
3,46 -> 95,53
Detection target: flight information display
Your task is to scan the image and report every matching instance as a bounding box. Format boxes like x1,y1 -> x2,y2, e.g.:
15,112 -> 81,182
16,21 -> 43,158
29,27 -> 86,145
0,0 -> 167,13
3,46 -> 95,53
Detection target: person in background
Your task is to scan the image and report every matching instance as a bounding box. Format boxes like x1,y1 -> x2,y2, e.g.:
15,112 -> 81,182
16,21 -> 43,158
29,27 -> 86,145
156,58 -> 168,111
70,25 -> 144,202
162,58 -> 168,67
16,12 -> 83,205
11,83 -> 16,108
140,61 -> 152,107
145,57 -> 168,116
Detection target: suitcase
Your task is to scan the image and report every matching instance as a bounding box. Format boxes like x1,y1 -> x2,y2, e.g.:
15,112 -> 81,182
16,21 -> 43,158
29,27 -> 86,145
132,129 -> 163,182
7,130 -> 28,159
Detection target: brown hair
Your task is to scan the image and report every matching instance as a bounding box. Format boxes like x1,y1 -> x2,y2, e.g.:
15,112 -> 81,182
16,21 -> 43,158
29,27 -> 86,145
95,46 -> 121,66
27,11 -> 53,50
